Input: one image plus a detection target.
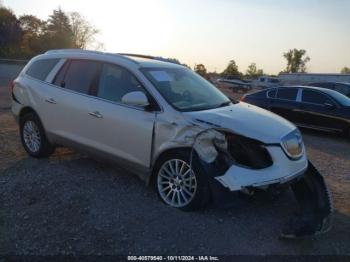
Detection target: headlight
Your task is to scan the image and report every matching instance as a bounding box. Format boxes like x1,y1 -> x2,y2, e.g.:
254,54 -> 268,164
281,130 -> 304,160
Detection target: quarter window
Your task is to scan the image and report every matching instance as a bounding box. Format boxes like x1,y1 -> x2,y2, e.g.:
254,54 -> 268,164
26,59 -> 60,81
61,60 -> 100,95
302,90 -> 330,105
276,88 -> 298,101
97,64 -> 144,103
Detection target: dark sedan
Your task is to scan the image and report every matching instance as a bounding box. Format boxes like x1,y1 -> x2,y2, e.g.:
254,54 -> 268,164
242,86 -> 350,137
307,82 -> 350,98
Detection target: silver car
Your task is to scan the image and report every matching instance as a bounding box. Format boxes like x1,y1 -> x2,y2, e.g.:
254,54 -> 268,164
11,50 -> 332,235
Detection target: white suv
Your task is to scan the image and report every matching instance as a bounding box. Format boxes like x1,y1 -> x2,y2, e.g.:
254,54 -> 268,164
11,49 -> 309,211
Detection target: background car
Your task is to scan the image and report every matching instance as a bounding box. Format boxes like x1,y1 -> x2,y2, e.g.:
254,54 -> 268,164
216,78 -> 252,93
242,86 -> 350,137
307,82 -> 350,98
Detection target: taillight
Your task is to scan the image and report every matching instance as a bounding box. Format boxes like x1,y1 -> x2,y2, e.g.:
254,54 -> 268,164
9,80 -> 15,94
240,94 -> 246,101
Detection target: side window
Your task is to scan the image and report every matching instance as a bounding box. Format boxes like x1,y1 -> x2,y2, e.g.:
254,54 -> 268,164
26,59 -> 60,81
61,60 -> 100,95
276,88 -> 298,101
302,90 -> 330,105
267,88 -> 276,98
260,78 -> 265,82
334,84 -> 350,95
97,64 -> 144,103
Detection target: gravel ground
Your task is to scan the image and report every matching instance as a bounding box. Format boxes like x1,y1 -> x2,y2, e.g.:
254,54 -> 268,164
0,86 -> 350,255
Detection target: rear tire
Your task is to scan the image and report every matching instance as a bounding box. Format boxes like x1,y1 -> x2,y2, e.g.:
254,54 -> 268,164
20,112 -> 55,158
154,150 -> 210,211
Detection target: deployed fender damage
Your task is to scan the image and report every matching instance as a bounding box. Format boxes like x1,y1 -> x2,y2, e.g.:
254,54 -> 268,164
189,128 -> 333,238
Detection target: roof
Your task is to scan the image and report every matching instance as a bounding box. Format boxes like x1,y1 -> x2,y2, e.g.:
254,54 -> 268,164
279,72 -> 350,77
44,49 -> 184,69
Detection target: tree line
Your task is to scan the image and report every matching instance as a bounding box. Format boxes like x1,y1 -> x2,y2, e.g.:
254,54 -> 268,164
0,6 -> 100,59
1,5 -> 349,76
195,48 -> 350,79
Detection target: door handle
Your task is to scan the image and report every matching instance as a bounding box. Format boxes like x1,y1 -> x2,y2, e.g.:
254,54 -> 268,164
45,98 -> 57,104
88,111 -> 103,118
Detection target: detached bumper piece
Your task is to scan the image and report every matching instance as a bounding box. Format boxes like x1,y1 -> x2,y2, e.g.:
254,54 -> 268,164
281,161 -> 333,238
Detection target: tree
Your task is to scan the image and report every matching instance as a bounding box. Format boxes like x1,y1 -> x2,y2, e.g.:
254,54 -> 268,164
0,7 -> 22,58
45,8 -> 75,49
341,67 -> 350,74
69,12 -> 99,49
283,48 -> 310,73
19,15 -> 46,57
194,64 -> 207,77
222,60 -> 241,77
246,62 -> 264,78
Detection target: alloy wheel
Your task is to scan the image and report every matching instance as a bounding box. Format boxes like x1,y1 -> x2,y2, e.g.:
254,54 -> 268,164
157,159 -> 197,207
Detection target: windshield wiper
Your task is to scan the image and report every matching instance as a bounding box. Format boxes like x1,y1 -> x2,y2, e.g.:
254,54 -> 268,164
214,100 -> 232,108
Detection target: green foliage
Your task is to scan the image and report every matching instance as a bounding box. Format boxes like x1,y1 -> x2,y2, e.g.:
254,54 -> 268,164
246,62 -> 264,79
222,60 -> 241,77
340,67 -> 350,74
283,48 -> 310,73
0,7 -> 22,58
0,7 -> 99,58
194,64 -> 207,76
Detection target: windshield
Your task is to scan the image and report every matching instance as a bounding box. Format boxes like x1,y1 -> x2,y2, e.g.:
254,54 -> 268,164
141,67 -> 231,111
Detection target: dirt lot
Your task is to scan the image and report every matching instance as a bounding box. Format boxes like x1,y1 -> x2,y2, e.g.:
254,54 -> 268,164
0,86 -> 349,255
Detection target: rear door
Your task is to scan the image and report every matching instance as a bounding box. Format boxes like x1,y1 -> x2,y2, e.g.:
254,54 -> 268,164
269,87 -> 301,123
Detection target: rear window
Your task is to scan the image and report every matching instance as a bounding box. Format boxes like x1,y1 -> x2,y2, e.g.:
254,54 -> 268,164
276,88 -> 298,101
26,59 -> 60,81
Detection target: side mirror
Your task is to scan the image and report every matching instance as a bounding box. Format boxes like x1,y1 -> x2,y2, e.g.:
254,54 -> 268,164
121,91 -> 150,107
324,102 -> 335,110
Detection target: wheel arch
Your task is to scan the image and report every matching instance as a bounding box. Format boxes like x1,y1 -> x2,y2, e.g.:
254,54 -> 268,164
148,146 -> 192,186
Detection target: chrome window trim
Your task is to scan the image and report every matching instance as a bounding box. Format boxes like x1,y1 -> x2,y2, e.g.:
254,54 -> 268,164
24,72 -> 163,113
53,58 -> 164,112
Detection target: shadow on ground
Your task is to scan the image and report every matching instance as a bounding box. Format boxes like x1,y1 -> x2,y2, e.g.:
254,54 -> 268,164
0,154 -> 349,255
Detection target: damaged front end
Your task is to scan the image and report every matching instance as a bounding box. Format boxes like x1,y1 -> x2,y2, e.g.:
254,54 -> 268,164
191,128 -> 333,238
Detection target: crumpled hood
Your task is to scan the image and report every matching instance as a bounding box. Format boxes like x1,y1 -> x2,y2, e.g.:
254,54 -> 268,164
184,102 -> 296,144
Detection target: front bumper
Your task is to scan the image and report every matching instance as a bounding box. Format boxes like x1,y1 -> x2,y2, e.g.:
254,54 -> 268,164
214,146 -> 308,191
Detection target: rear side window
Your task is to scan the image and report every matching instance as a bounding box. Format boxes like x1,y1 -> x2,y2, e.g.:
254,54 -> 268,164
61,60 -> 100,95
276,88 -> 298,101
97,63 -> 144,103
302,90 -> 329,105
26,59 -> 60,81
334,83 -> 350,95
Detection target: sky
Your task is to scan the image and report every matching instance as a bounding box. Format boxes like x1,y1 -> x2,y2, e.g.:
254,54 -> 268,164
4,0 -> 350,74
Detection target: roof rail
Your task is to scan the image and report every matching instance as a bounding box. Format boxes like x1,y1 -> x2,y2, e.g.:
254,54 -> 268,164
45,49 -> 106,55
118,53 -> 182,65
44,49 -> 138,64
118,53 -> 155,59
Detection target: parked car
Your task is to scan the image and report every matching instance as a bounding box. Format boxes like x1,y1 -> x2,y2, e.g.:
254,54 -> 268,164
252,76 -> 280,89
242,86 -> 350,137
10,50 -> 333,236
216,78 -> 252,92
307,82 -> 350,98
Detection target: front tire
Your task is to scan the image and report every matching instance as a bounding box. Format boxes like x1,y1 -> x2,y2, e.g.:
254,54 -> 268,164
20,112 -> 55,158
154,151 -> 210,211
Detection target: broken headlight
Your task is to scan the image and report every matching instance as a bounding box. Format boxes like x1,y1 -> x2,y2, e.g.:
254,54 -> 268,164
281,130 -> 304,160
